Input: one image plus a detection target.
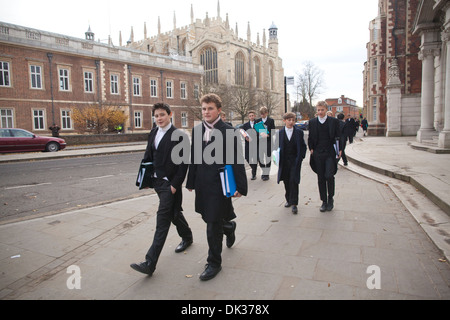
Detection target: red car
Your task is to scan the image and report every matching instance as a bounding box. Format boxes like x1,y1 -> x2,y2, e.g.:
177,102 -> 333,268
0,128 -> 66,153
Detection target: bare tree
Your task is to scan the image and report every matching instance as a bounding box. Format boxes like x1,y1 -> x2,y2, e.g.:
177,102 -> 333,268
256,89 -> 282,117
228,86 -> 255,123
296,61 -> 325,108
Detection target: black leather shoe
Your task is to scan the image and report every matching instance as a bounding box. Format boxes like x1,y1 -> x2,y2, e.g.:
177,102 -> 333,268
175,239 -> 193,253
326,198 -> 334,211
199,264 -> 222,281
130,261 -> 155,276
320,202 -> 328,212
251,175 -> 257,180
225,221 -> 236,248
284,202 -> 291,208
292,206 -> 298,214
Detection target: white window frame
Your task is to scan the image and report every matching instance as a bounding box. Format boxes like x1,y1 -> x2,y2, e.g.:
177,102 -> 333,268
32,109 -> 46,130
0,108 -> 14,128
150,78 -> 158,97
30,64 -> 43,89
0,61 -> 11,87
61,109 -> 73,130
373,97 -> 377,121
133,76 -> 141,97
110,73 -> 119,95
58,67 -> 70,91
372,59 -> 378,84
180,81 -> 187,99
134,111 -> 142,128
84,70 -> 94,93
181,112 -> 188,128
166,80 -> 173,99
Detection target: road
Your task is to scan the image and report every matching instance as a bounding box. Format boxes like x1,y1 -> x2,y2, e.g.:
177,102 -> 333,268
0,152 -> 154,224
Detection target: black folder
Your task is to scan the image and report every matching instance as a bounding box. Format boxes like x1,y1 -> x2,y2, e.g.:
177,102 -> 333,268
136,161 -> 154,190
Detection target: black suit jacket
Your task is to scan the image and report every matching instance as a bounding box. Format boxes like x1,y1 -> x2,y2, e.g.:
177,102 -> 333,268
143,125 -> 189,191
186,119 -> 248,223
308,117 -> 342,174
277,126 -> 307,184
242,121 -> 258,163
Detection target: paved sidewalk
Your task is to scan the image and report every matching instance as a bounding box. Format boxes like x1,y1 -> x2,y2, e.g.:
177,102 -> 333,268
345,135 -> 450,216
1,146 -> 449,299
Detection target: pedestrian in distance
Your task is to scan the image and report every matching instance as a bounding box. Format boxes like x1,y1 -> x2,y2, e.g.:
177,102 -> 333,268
255,106 -> 276,181
130,103 -> 193,277
337,113 -> 348,166
345,115 -> 355,144
277,112 -> 307,214
308,101 -> 342,212
186,93 -> 248,281
242,110 -> 258,180
361,118 -> 369,136
220,111 -> 233,127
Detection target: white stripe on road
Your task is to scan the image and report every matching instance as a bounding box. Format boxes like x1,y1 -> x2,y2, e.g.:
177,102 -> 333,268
5,183 -> 52,190
82,175 -> 115,181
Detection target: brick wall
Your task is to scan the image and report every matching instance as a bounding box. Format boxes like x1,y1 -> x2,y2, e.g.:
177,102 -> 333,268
0,23 -> 203,135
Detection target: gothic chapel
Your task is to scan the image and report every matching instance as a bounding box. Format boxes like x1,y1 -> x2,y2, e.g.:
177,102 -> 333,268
124,1 -> 285,121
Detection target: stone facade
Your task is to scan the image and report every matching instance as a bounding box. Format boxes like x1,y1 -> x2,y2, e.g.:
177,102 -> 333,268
364,0 -> 450,147
413,0 -> 450,148
0,22 -> 203,135
363,0 -> 422,136
125,1 -> 285,124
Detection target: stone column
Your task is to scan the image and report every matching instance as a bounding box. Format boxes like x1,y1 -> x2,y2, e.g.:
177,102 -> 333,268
417,30 -> 440,142
386,59 -> 403,137
439,7 -> 450,148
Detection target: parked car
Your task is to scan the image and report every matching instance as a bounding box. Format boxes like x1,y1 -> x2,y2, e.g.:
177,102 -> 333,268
295,120 -> 309,131
0,128 -> 66,153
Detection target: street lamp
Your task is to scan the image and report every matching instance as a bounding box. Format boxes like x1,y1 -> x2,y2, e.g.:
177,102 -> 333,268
284,76 -> 294,113
47,53 -> 55,127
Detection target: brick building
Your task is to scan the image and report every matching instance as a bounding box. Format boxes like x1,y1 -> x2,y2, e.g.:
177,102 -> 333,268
325,95 -> 361,118
363,0 -> 423,136
0,21 -> 204,135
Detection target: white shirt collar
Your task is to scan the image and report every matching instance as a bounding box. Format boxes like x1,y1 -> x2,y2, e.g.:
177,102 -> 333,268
158,122 -> 172,132
262,117 -> 268,123
285,126 -> 294,140
318,115 -> 327,124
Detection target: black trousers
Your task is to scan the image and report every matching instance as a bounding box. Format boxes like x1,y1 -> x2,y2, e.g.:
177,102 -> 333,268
314,151 -> 336,203
249,163 -> 257,177
206,220 -> 234,268
340,139 -> 348,165
283,180 -> 299,206
281,160 -> 300,206
145,179 -> 192,266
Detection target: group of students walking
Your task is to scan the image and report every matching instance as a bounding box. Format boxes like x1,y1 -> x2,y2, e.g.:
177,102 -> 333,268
130,94 -> 343,281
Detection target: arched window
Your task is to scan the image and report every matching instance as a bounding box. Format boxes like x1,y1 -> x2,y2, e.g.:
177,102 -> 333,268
200,46 -> 218,84
181,38 -> 187,56
269,61 -> 274,90
235,51 -> 245,86
253,56 -> 261,89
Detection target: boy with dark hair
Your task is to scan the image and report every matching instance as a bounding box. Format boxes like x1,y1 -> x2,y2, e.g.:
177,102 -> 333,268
277,112 -> 307,214
130,103 -> 193,276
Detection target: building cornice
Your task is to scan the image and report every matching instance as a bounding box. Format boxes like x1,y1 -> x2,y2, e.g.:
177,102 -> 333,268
0,21 -> 204,75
